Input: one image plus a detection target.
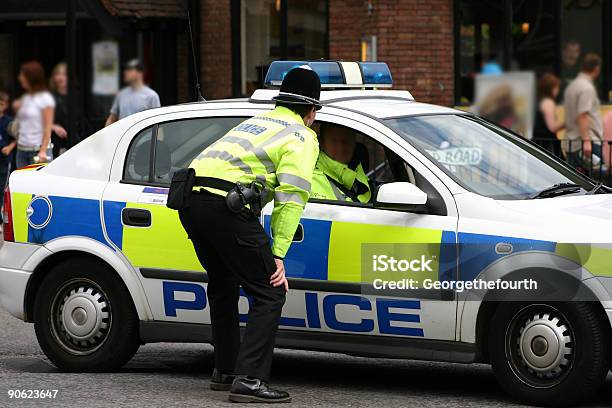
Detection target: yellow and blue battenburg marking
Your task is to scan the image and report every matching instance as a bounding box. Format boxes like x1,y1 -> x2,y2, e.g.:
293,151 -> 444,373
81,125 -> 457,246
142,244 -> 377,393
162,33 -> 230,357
14,193 -> 612,282
13,193 -> 109,245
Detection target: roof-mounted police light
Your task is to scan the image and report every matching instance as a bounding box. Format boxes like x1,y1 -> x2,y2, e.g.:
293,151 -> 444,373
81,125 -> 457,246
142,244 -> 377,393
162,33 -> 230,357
264,61 -> 393,89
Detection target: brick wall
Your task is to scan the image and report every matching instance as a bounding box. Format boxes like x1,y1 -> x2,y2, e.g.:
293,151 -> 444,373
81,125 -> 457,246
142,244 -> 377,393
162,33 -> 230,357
329,0 -> 454,106
197,0 -> 455,104
199,0 -> 232,99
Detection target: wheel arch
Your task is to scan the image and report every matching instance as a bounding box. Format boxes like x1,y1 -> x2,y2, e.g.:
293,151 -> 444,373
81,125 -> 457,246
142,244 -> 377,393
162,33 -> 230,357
23,237 -> 152,322
459,251 -> 612,362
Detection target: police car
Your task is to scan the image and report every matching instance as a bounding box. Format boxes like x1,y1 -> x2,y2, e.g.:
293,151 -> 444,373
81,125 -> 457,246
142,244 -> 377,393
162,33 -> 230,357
1,61 -> 612,406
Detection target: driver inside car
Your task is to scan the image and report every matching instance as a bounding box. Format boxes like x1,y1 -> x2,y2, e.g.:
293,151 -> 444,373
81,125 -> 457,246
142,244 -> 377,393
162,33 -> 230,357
310,124 -> 372,203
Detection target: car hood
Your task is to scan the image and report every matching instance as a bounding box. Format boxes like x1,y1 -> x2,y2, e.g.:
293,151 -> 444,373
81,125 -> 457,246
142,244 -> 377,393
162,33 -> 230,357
497,193 -> 612,242
455,192 -> 612,244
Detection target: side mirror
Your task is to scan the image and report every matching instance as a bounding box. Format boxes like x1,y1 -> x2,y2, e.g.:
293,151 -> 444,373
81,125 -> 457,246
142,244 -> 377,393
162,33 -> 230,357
374,182 -> 428,210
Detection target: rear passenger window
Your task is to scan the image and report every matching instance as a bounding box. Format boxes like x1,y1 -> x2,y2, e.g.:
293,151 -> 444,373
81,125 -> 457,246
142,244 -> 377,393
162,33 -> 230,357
123,127 -> 153,182
123,117 -> 244,185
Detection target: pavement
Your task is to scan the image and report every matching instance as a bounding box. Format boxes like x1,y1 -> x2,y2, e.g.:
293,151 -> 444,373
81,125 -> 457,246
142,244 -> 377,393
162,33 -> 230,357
1,308 -> 612,407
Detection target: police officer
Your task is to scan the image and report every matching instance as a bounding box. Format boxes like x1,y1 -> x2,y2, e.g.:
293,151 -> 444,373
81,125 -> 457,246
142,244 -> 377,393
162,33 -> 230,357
310,124 -> 371,202
178,67 -> 321,403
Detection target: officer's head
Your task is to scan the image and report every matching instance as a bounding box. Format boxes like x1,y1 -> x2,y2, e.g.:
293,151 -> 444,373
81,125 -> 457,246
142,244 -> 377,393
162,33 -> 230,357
319,124 -> 356,165
273,67 -> 321,128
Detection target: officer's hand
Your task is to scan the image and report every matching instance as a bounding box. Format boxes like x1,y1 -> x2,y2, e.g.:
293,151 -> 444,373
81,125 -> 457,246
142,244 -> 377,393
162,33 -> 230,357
270,258 -> 289,291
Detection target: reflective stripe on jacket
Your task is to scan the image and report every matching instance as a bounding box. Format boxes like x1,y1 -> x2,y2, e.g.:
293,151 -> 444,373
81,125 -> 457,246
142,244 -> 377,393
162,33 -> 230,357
189,106 -> 319,258
309,151 -> 371,203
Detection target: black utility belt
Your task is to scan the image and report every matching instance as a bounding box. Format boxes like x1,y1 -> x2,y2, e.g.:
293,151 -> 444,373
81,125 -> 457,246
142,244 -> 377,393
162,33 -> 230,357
167,168 -> 265,216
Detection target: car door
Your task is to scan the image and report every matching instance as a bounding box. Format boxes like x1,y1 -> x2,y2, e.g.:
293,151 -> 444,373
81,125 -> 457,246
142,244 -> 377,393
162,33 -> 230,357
102,112 -> 248,322
263,112 -> 459,341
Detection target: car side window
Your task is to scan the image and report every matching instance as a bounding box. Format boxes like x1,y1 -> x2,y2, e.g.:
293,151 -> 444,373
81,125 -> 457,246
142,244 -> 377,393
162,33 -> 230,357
123,127 -> 153,183
311,121 -> 446,215
353,132 -> 397,185
123,117 -> 245,185
311,122 -> 410,200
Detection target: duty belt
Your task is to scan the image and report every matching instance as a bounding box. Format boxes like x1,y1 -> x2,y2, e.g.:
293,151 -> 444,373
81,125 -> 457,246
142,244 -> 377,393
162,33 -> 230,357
193,176 -> 236,192
195,177 -> 265,217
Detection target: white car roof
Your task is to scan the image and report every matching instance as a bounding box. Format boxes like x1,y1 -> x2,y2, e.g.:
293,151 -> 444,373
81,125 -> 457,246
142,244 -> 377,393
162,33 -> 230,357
327,98 -> 462,119
41,89 -> 463,181
85,89 -> 463,140
250,89 -> 462,119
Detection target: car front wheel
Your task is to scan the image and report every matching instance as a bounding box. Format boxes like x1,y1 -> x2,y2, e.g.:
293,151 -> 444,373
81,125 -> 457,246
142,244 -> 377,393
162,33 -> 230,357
489,302 -> 610,407
33,257 -> 140,371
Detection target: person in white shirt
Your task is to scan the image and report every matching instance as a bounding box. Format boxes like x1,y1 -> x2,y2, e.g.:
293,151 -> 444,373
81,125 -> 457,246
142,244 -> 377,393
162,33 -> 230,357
16,61 -> 55,168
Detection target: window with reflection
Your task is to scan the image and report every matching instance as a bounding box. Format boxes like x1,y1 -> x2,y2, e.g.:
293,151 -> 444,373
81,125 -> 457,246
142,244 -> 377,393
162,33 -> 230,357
456,0 -> 609,104
239,0 -> 328,96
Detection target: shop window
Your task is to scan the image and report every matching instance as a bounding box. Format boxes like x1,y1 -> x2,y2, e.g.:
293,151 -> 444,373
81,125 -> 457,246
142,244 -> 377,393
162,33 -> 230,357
240,0 -> 281,95
239,0 -> 328,96
560,0 -> 603,97
457,1 -> 506,104
456,0 -> 609,105
511,0 -> 556,76
287,0 -> 327,60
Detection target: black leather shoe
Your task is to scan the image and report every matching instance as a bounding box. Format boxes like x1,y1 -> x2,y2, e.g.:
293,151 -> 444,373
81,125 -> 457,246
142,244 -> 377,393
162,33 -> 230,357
210,369 -> 235,391
229,376 -> 291,403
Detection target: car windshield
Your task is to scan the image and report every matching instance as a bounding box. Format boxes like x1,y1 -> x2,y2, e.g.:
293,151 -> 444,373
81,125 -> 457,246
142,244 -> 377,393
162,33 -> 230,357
386,114 -> 593,199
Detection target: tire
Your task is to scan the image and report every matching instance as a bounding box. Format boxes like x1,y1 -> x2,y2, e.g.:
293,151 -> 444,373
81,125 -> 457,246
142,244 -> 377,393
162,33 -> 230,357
489,302 -> 610,407
33,257 -> 140,372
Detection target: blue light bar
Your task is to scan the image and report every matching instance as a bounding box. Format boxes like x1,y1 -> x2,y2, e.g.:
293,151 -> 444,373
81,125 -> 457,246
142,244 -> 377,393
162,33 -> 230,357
264,61 -> 393,88
358,62 -> 393,85
264,61 -> 343,87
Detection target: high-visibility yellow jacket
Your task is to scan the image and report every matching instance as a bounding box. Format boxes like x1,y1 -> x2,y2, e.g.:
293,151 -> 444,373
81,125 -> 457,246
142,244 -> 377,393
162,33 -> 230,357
190,106 -> 319,258
309,151 -> 371,203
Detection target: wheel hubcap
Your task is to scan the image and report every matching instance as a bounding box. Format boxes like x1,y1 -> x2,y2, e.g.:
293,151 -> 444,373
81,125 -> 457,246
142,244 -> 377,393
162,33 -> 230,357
51,280 -> 112,355
507,305 -> 574,388
518,313 -> 572,377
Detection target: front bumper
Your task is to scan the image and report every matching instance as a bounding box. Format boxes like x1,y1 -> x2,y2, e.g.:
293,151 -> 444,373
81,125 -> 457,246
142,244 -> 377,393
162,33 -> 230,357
0,267 -> 31,320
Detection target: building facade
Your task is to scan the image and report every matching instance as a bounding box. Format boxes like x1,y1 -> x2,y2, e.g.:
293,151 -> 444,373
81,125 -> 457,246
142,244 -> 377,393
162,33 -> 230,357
199,0 -> 454,107
1,0 -> 611,135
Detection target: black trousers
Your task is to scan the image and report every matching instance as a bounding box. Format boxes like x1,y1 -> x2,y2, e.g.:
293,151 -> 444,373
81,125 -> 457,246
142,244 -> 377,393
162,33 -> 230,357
179,191 -> 286,382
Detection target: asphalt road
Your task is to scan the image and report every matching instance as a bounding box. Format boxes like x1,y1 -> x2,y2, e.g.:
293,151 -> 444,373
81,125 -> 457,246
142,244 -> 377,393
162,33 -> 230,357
1,308 -> 612,408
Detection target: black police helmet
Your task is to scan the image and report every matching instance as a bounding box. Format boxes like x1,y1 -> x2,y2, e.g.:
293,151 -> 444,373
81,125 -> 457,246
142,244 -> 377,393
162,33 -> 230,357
273,67 -> 322,110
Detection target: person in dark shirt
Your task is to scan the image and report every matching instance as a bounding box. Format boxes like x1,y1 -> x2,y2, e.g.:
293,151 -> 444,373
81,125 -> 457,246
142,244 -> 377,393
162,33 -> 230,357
0,91 -> 15,192
534,73 -> 564,157
50,62 -> 69,157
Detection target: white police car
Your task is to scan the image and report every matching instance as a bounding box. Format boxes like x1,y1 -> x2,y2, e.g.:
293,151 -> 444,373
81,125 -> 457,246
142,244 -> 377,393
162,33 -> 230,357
1,61 -> 612,406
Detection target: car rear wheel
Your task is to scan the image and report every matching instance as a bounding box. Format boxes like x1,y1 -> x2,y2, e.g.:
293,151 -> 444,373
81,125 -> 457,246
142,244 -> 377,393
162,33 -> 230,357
489,302 -> 609,407
33,257 -> 140,371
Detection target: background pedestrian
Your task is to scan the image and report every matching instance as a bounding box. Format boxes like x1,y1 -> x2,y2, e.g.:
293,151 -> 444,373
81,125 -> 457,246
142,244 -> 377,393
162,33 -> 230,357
15,61 -> 55,167
0,91 -> 15,191
105,59 -> 160,126
49,62 -> 69,157
534,73 -> 564,157
562,53 -> 603,169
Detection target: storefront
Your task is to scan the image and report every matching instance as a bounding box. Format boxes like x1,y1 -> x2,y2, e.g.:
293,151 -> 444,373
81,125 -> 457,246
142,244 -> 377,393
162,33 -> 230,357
235,0 -> 328,95
0,0 -> 186,132
3,1 -> 610,122
456,0 -> 612,105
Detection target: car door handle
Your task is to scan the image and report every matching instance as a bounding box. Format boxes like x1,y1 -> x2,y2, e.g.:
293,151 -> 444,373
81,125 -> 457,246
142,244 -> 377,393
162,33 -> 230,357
122,208 -> 152,227
292,223 -> 304,242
